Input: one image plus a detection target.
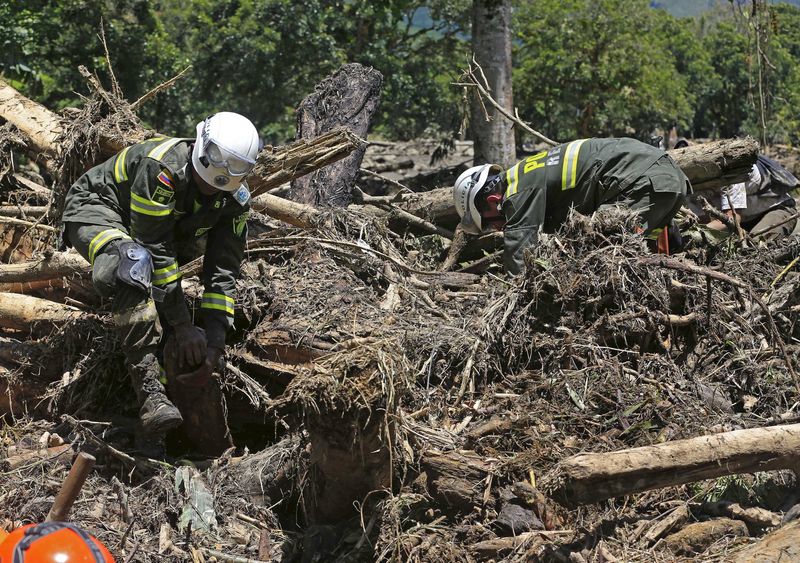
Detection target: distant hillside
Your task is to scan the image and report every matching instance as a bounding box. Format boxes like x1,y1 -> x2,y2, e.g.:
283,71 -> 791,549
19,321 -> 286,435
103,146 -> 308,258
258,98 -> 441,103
651,0 -> 800,18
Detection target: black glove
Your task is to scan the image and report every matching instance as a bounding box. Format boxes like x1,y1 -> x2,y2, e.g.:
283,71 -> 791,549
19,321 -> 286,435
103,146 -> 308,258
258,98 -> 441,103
174,322 -> 207,369
177,346 -> 223,387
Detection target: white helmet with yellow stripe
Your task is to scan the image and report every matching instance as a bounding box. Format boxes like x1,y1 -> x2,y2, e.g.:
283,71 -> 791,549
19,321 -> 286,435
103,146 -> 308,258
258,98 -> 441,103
453,163 -> 503,235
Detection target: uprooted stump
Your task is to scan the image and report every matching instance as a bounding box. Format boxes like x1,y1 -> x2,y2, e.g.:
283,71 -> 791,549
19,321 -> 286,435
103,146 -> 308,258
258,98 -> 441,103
290,63 -> 383,207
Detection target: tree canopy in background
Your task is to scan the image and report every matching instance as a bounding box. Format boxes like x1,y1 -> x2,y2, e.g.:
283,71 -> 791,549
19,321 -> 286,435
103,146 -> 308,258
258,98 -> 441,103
1,0 -> 799,145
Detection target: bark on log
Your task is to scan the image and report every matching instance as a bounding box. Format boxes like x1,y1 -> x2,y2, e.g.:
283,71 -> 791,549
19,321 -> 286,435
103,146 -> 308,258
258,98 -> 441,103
0,206 -> 47,218
547,423 -> 800,507
669,137 -> 759,193
0,78 -> 64,156
663,518 -> 748,556
421,449 -> 494,511
250,193 -> 321,229
732,519 -> 800,562
0,252 -> 88,283
249,128 -> 366,197
0,292 -> 85,331
290,63 -> 383,207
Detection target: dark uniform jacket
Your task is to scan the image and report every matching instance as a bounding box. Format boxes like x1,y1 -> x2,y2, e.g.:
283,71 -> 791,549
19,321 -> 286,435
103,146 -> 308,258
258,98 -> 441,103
62,137 -> 249,348
501,137 -> 688,273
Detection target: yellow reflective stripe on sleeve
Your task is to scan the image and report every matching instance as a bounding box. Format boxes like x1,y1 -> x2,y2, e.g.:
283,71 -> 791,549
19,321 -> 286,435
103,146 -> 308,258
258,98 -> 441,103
88,228 -> 130,265
201,292 -> 235,315
147,138 -> 182,161
114,147 -> 131,183
561,139 -> 587,191
152,262 -> 181,286
504,162 -> 521,198
130,192 -> 173,217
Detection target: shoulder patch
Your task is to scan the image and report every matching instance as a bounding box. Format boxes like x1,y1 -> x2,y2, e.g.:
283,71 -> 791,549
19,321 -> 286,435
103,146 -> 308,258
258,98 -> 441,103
153,169 -> 175,205
233,185 -> 251,206
157,170 -> 174,189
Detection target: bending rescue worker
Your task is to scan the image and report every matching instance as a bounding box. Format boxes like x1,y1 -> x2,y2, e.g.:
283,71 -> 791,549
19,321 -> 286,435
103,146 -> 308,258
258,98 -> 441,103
453,137 -> 691,274
61,112 -> 260,450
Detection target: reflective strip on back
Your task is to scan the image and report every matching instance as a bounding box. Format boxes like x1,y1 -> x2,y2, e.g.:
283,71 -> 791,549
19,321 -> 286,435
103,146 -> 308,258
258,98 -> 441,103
504,162 -> 521,198
114,147 -> 131,183
147,137 -> 182,162
561,139 -> 587,191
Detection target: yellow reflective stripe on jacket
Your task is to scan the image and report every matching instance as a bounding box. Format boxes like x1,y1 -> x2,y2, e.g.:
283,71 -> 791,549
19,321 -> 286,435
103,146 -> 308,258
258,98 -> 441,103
561,139 -> 588,191
114,147 -> 131,183
130,192 -> 173,217
201,292 -> 235,315
147,137 -> 182,161
152,261 -> 181,286
504,162 -> 521,198
88,228 -> 130,265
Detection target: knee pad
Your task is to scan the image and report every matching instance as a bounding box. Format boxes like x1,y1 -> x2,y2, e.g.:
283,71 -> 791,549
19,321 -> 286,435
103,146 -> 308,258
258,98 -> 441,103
117,241 -> 154,293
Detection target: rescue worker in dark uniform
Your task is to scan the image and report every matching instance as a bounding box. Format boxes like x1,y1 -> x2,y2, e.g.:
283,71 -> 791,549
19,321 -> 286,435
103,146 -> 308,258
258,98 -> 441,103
453,137 -> 691,274
61,111 -> 260,450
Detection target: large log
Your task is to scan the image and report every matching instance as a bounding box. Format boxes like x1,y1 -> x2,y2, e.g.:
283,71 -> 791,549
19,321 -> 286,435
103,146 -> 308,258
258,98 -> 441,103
547,423 -> 800,507
669,137 -> 759,193
290,63 -> 383,207
0,292 -> 85,331
0,78 -> 63,156
0,252 -> 88,283
732,519 -> 800,562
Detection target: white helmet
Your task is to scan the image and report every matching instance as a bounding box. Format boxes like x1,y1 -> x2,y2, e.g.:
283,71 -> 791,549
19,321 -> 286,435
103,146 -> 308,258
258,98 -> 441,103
192,112 -> 261,192
453,164 -> 503,234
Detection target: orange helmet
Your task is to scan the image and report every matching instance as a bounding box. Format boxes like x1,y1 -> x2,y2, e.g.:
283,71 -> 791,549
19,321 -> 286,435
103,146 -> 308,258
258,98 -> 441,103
0,522 -> 115,563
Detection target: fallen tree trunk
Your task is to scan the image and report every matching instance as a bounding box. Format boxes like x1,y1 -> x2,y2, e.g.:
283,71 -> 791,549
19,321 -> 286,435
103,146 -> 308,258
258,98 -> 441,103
546,423 -> 800,507
732,519 -> 800,562
669,137 -> 759,193
0,292 -> 85,331
0,78 -> 64,156
250,193 -> 321,229
0,252 -> 88,283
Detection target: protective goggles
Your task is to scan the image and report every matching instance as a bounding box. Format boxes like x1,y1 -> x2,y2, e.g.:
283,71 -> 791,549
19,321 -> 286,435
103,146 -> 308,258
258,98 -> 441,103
198,118 -> 256,176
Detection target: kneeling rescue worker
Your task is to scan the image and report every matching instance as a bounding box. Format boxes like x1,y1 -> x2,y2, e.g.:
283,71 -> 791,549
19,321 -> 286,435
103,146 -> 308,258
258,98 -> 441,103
0,521 -> 115,562
62,112 -> 260,453
453,137 -> 691,274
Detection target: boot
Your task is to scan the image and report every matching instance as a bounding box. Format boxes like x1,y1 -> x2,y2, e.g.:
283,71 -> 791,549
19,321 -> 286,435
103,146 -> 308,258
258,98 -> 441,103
128,353 -> 183,436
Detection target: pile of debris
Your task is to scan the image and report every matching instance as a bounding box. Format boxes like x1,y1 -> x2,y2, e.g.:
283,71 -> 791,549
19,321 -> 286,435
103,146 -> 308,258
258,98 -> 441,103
2,74 -> 800,562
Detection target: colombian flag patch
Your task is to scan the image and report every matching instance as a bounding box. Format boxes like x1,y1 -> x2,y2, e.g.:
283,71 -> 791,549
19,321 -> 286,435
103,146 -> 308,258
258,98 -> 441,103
157,170 -> 174,189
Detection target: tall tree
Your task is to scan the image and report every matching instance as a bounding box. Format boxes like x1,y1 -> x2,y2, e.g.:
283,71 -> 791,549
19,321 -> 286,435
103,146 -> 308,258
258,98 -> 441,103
470,0 -> 515,167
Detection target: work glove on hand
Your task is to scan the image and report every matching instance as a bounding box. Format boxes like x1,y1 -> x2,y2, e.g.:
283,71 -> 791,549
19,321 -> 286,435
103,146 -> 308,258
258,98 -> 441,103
174,322 -> 207,369
177,346 -> 223,387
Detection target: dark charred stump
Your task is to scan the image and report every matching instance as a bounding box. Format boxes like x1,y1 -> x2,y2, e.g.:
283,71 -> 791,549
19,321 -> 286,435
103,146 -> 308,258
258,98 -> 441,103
290,63 -> 383,207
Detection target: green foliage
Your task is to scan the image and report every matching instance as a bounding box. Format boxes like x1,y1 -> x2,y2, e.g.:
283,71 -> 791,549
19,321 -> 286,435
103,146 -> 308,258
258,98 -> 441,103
1,0 -> 800,145
0,0 -> 470,142
513,0 -> 693,141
